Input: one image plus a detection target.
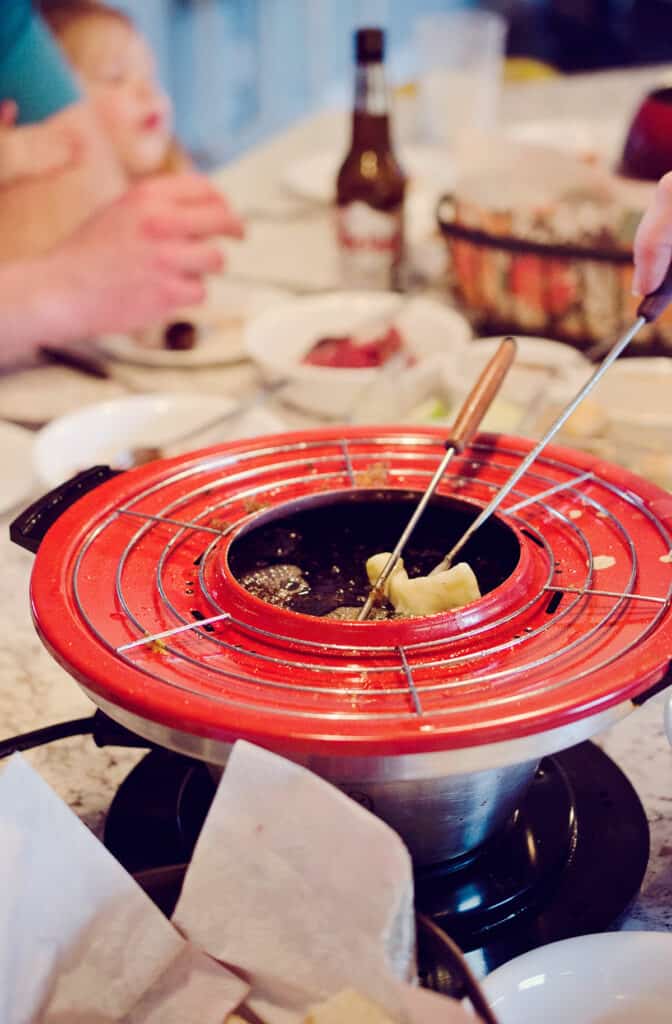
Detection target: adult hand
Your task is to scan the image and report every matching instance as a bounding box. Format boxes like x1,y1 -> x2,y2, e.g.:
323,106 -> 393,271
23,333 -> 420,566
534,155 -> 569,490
633,171 -> 672,296
0,99 -> 80,184
45,173 -> 245,337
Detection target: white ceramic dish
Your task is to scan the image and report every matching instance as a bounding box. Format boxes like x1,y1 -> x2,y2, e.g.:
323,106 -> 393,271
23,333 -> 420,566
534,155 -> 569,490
573,357 -> 672,486
243,292 -> 472,420
406,335 -> 592,435
281,143 -> 454,205
481,931 -> 672,1023
587,357 -> 672,432
97,280 -> 289,368
32,393 -> 282,488
0,421 -> 36,514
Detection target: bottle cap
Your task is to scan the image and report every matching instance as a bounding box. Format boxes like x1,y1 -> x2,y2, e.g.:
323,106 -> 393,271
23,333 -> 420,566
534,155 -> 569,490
355,28 -> 384,63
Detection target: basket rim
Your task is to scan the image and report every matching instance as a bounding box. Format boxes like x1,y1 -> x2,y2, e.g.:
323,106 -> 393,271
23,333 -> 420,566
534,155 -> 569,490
437,198 -> 633,265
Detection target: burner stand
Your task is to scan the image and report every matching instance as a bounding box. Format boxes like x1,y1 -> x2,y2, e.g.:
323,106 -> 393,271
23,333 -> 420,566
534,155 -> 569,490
105,741 -> 649,984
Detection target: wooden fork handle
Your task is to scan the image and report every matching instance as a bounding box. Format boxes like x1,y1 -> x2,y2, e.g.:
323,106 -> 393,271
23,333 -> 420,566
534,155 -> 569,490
446,336 -> 517,452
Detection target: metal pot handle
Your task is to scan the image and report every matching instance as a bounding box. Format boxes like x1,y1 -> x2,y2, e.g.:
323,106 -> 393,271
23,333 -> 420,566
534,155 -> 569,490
9,465 -> 121,554
0,710 -> 151,759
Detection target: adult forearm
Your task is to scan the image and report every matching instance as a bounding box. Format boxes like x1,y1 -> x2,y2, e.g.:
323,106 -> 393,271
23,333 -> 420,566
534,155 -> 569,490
0,100 -> 124,261
0,254 -> 82,364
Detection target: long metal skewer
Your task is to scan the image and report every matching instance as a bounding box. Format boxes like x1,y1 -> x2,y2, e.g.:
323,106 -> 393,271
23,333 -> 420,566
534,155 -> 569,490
357,337 -> 517,621
436,262 -> 672,572
432,317 -> 646,573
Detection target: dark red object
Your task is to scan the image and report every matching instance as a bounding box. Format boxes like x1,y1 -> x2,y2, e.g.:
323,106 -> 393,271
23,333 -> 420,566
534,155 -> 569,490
302,326 -> 403,367
620,86 -> 672,181
26,427 -> 672,757
164,321 -> 196,350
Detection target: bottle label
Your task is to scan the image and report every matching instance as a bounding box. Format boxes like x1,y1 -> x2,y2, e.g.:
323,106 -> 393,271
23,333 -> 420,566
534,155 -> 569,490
337,201 -> 403,290
355,64 -> 387,116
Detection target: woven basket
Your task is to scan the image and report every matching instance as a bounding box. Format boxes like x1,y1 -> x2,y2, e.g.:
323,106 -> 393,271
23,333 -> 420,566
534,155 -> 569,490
437,193 -> 672,356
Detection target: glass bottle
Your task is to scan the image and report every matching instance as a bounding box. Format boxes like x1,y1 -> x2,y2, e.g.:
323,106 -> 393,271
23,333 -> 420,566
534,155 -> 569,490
336,27 -> 406,291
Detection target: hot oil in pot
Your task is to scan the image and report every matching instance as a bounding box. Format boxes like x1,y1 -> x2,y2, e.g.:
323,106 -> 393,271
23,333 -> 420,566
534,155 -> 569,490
228,491 -> 520,618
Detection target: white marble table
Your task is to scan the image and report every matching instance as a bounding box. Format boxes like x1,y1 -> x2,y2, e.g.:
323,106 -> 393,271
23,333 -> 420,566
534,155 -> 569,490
1,67 -> 671,937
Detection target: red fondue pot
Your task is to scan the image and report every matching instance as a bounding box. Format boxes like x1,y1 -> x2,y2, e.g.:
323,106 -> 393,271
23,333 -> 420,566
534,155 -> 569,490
16,427 -> 672,862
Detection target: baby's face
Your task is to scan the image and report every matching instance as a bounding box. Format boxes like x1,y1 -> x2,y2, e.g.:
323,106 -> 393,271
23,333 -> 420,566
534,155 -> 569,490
65,15 -> 172,178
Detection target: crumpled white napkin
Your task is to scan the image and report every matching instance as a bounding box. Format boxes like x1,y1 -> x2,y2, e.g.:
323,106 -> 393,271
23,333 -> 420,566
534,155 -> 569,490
0,755 -> 248,1024
0,743 -> 475,1024
173,740 -> 472,1024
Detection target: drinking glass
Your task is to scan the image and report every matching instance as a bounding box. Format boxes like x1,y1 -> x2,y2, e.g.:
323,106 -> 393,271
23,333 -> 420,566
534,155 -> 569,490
415,10 -> 507,154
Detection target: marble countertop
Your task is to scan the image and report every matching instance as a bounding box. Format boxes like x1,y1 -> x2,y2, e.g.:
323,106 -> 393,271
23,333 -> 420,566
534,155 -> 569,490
1,66 -> 671,937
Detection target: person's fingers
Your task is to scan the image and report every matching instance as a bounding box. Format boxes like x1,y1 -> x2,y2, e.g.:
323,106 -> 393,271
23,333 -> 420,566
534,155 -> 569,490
632,242 -> 672,298
0,99 -> 17,128
159,274 -> 207,309
132,173 -> 245,239
137,172 -> 227,206
142,198 -> 244,241
156,240 -> 224,275
633,172 -> 672,295
176,185 -> 245,238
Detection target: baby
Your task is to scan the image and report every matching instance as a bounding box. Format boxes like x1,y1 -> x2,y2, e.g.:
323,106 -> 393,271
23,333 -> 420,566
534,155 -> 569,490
40,0 -> 189,180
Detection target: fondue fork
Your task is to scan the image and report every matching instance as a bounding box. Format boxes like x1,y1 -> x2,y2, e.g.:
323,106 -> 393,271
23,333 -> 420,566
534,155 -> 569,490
434,269 -> 672,573
357,336 -> 517,621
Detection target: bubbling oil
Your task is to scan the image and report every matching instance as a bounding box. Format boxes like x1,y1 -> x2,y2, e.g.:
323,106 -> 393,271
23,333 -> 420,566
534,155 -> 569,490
228,491 -> 520,618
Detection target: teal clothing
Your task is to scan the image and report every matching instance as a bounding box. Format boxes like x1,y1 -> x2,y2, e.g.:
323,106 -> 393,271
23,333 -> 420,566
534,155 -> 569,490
0,3 -> 80,124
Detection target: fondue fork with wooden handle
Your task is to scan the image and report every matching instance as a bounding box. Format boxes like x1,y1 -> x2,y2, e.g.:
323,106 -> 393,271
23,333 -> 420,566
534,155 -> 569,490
434,266 -> 672,574
357,336 -> 517,621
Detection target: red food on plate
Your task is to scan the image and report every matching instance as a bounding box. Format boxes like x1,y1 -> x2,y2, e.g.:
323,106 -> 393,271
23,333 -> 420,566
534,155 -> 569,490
302,326 -> 404,368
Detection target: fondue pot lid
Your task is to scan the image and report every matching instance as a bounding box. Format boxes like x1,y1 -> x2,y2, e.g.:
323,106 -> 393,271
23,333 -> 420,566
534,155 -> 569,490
27,427 -> 672,755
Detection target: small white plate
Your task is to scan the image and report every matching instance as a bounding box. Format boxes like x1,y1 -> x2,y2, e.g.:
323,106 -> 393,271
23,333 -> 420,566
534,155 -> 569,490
482,931 -> 672,1023
33,393 -> 259,488
244,292 -> 472,420
96,280 -> 289,368
281,143 -> 454,206
0,421 -> 36,514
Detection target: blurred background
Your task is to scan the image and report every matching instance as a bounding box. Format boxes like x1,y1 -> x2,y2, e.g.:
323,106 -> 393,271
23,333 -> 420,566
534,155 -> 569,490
119,0 -> 672,168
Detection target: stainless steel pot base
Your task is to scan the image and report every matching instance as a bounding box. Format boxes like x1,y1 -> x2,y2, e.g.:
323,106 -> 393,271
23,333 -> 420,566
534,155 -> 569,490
108,740 -> 649,985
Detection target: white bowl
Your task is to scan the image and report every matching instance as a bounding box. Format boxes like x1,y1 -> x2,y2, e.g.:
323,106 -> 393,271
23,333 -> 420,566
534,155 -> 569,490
459,336 -> 591,429
481,931 -> 672,1023
469,335 -> 592,379
243,292 -> 472,420
587,357 -> 672,438
33,393 -> 252,488
403,335 -> 591,435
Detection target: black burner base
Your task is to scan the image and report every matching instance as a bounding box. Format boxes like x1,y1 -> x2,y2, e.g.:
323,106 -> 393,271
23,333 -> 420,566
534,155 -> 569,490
416,742 -> 649,984
105,742 -> 649,987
